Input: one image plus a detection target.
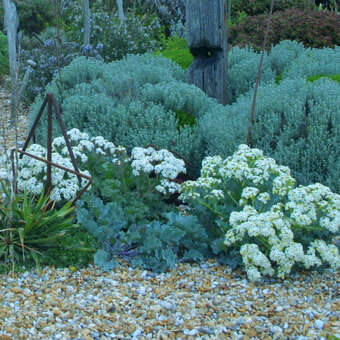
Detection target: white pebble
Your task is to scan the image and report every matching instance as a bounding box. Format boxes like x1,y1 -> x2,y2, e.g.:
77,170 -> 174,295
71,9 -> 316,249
183,329 -> 198,335
159,301 -> 176,311
314,320 -> 324,329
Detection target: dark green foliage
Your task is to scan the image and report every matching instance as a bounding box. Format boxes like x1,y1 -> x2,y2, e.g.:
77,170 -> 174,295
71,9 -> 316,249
307,74 -> 340,84
0,180 -> 78,272
315,0 -> 340,11
19,29 -> 82,103
155,36 -> 193,69
229,9 -> 340,51
39,226 -> 97,269
0,0 -> 56,35
174,109 -> 196,128
230,0 -> 315,18
275,74 -> 283,84
84,154 -> 173,225
0,31 -> 8,77
63,2 -> 163,63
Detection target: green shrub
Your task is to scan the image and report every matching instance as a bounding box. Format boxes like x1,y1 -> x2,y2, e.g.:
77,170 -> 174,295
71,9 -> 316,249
327,335 -> 340,340
155,36 -> 193,69
0,31 -> 9,77
174,109 -> 196,128
227,11 -> 248,28
40,227 -> 97,270
231,0 -> 315,19
229,9 -> 340,51
307,74 -> 340,84
199,77 -> 340,193
73,138 -> 212,273
0,0 -> 55,35
0,181 -> 78,273
64,2 -> 163,62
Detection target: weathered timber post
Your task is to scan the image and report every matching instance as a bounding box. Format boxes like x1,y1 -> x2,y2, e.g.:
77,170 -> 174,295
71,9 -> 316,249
83,0 -> 91,46
3,0 -> 19,122
116,0 -> 126,23
186,0 -> 228,105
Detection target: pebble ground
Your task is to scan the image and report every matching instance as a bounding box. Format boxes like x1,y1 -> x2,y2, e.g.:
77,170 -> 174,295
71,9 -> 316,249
0,260 -> 339,340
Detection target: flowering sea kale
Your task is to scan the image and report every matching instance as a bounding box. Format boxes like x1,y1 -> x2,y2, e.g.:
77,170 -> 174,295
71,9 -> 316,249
0,129 -> 185,201
131,146 -> 186,195
180,144 -> 340,281
0,129 -> 123,201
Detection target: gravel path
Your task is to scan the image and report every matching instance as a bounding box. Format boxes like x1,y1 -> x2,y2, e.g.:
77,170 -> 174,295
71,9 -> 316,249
0,260 -> 339,340
0,85 -> 28,154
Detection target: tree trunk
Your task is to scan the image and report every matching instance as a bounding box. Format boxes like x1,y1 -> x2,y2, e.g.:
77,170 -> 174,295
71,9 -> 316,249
83,0 -> 90,46
186,0 -> 228,105
3,0 -> 19,122
116,0 -> 126,23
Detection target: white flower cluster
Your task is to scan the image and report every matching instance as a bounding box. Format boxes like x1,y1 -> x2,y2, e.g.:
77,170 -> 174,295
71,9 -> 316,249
179,144 -> 340,281
131,147 -> 186,195
210,144 -> 294,191
0,129 -> 130,201
52,128 -> 128,165
180,144 -> 295,206
226,199 -> 340,281
14,144 -> 91,201
0,129 -> 186,200
286,183 -> 340,233
240,244 -> 274,281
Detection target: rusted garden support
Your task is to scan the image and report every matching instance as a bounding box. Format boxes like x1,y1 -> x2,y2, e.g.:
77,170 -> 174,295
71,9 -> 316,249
13,93 -> 91,204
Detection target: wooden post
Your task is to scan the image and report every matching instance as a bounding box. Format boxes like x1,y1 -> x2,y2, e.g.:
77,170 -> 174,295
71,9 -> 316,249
83,0 -> 91,46
186,0 -> 228,105
3,0 -> 19,123
116,0 -> 126,23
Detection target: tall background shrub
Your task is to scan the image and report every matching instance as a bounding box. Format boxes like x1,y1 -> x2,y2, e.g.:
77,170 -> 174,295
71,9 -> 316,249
229,9 -> 340,51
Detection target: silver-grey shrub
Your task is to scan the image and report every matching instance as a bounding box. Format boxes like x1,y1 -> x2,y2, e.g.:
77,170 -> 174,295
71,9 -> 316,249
282,45 -> 340,80
199,77 -> 340,192
227,46 -> 275,103
269,40 -> 305,76
141,81 -> 217,118
28,54 -> 208,174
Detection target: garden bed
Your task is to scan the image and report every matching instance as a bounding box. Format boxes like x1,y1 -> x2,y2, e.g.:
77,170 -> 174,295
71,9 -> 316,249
1,2 -> 340,338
